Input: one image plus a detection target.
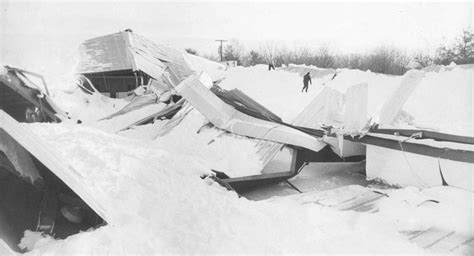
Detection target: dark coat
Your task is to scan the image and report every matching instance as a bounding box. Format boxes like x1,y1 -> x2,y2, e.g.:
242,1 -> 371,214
303,73 -> 312,85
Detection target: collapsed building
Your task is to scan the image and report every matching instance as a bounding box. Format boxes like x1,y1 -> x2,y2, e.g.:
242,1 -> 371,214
0,66 -> 67,123
1,30 -> 473,253
0,67 -> 105,253
0,31 -> 350,252
76,29 -> 193,98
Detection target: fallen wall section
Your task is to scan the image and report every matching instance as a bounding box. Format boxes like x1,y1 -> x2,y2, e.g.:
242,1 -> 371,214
176,73 -> 326,153
0,110 -> 110,223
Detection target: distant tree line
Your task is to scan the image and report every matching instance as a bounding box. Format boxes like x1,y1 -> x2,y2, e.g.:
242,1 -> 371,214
192,30 -> 473,75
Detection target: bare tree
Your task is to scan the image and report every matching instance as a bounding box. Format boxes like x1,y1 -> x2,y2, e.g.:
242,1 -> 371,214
223,39 -> 246,64
314,46 -> 335,68
412,51 -> 433,69
259,41 -> 277,63
435,29 -> 473,65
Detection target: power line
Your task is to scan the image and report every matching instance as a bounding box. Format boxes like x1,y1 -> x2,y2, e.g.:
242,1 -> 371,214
215,39 -> 227,62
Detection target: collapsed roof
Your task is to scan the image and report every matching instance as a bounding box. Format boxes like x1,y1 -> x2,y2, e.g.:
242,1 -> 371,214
76,30 -> 194,97
0,66 -> 68,123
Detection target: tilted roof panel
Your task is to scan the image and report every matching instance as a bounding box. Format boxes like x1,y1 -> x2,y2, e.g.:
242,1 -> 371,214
77,32 -> 134,74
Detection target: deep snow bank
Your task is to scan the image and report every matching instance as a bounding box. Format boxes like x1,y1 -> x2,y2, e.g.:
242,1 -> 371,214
400,65 -> 473,136
51,88 -> 129,123
377,186 -> 474,237
183,53 -> 227,81
121,109 -> 269,177
21,122 -> 423,254
279,64 -> 473,137
219,64 -> 402,128
218,65 -> 328,122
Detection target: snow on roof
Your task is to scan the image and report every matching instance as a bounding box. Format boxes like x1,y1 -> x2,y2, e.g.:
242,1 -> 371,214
76,31 -> 193,84
126,32 -> 193,84
176,73 -> 326,152
183,53 -> 227,81
77,32 -> 133,74
284,64 -> 337,79
400,66 -> 473,136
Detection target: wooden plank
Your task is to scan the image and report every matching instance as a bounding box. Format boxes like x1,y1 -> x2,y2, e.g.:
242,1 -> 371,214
118,100 -> 184,132
450,237 -> 474,254
223,171 -> 294,183
36,188 -> 59,234
176,74 -> 327,152
409,228 -> 456,249
270,185 -> 378,209
344,134 -> 474,163
371,128 -> 474,145
429,232 -> 474,252
337,194 -> 384,212
229,89 -> 282,122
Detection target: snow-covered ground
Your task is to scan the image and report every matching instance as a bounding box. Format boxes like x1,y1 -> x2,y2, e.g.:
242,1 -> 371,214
122,109 -> 270,177
14,119 -> 472,254
183,53 -> 227,82
19,122 -> 426,254
219,65 -> 328,122
2,56 -> 472,254
237,64 -> 472,138
401,66 -> 473,136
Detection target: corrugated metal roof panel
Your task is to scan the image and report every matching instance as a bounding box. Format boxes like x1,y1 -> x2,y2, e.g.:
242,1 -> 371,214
78,31 -> 193,89
77,31 -> 193,86
77,32 -> 134,74
128,32 -> 193,84
176,74 -> 327,153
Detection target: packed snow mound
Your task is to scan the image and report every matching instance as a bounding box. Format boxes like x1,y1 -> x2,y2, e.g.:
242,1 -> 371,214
400,66 -> 473,136
326,69 -> 400,94
121,109 -> 268,177
22,122 -> 423,254
281,64 -> 473,136
218,65 -> 328,122
285,64 -> 337,78
277,65 -> 400,129
377,186 -> 474,236
183,53 -> 227,81
50,87 -> 128,123
323,68 -> 402,127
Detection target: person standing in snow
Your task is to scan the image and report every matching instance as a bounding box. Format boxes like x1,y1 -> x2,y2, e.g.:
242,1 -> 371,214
268,59 -> 275,71
302,72 -> 312,92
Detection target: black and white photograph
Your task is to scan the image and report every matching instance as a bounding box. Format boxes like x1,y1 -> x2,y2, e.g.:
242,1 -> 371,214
0,0 -> 473,254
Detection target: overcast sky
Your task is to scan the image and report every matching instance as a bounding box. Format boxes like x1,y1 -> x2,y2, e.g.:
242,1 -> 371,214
0,1 -> 472,70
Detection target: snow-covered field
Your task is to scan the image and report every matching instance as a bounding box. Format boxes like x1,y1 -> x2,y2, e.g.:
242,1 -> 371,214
2,56 -> 472,254
17,122 -> 431,254
219,65 -> 327,122
15,112 -> 473,255
10,63 -> 470,254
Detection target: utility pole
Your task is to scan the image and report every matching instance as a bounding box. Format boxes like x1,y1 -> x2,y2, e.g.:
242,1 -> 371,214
215,39 -> 227,62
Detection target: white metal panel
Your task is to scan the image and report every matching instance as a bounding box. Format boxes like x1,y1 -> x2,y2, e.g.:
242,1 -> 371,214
76,32 -> 133,74
0,129 -> 41,183
127,32 -> 193,83
176,74 -> 326,152
344,82 -> 368,131
292,87 -> 344,129
0,111 -> 111,223
378,70 -> 425,124
366,144 -> 441,188
367,143 -> 474,192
